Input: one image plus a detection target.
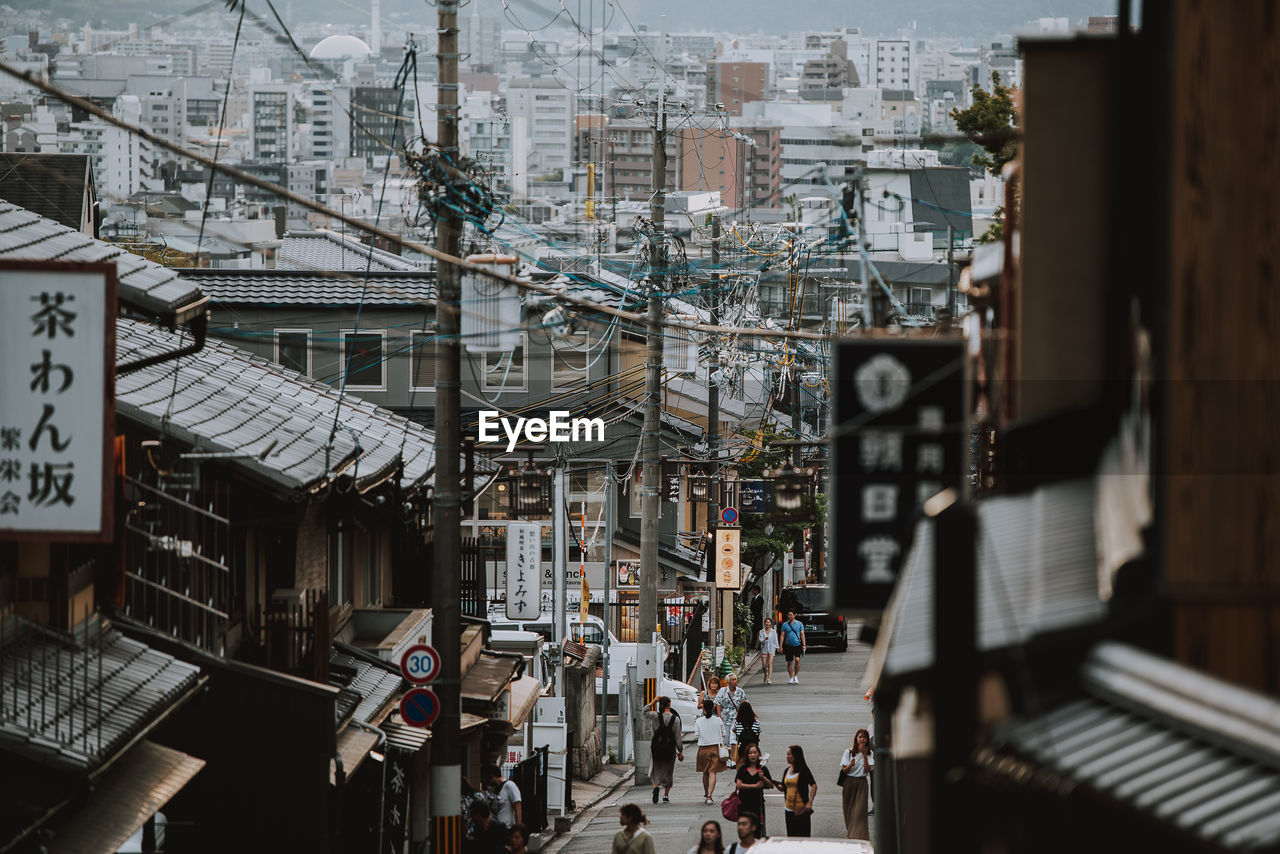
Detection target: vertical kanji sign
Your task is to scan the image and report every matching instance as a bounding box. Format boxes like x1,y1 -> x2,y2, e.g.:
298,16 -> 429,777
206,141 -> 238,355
506,521 -> 543,620
0,262 -> 115,541
831,338 -> 967,612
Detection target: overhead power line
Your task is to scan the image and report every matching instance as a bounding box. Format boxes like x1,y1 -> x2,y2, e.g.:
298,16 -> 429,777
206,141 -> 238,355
0,60 -> 830,343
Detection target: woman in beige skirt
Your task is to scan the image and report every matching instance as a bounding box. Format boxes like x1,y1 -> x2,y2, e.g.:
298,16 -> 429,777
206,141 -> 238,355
840,728 -> 874,840
693,699 -> 726,804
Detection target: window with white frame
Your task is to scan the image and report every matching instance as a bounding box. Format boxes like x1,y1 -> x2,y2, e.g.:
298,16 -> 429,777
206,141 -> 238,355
482,335 -> 526,389
275,329 -> 311,376
341,330 -> 386,389
551,329 -> 591,389
410,330 -> 436,390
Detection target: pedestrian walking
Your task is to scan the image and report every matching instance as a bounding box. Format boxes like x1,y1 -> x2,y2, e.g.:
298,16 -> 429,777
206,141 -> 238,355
506,823 -> 529,854
777,744 -> 818,837
701,673 -> 722,708
839,728 -> 874,840
612,804 -> 656,854
729,812 -> 760,851
779,610 -> 807,684
734,743 -> 777,838
461,775 -> 500,845
758,618 -> 779,684
463,799 -> 508,854
731,701 -> 761,766
485,765 -> 523,827
687,819 -> 725,854
714,673 -> 747,765
694,699 -> 726,804
643,695 -> 684,803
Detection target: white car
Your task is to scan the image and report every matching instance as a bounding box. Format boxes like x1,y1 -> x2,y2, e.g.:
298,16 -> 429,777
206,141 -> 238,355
750,839 -> 874,853
661,677 -> 700,726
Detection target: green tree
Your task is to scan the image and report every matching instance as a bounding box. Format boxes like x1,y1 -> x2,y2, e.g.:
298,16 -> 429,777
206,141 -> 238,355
951,71 -> 1018,242
736,424 -> 823,580
950,71 -> 1019,173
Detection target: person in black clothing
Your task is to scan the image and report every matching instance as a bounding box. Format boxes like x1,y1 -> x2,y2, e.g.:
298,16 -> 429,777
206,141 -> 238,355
465,799 -> 508,853
733,743 -> 776,838
731,700 -> 761,766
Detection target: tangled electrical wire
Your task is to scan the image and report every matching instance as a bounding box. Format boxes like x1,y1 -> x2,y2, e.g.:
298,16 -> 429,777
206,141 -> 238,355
404,142 -> 503,232
632,216 -> 690,291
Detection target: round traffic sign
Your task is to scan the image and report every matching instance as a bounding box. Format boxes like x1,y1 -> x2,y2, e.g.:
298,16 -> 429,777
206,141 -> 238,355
400,687 -> 441,727
720,507 -> 739,525
400,644 -> 441,684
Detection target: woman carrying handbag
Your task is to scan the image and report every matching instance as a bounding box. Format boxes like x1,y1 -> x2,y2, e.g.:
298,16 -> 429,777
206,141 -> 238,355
839,728 -> 874,840
733,743 -> 776,838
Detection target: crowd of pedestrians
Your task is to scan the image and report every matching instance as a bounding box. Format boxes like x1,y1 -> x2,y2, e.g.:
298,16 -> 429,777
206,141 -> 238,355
642,657 -> 874,846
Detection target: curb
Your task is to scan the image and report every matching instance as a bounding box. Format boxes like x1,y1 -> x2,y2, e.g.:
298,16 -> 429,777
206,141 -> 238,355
536,765 -> 635,853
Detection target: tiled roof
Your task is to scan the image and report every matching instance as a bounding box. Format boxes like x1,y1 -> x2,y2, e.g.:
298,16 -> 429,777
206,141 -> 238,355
0,154 -> 92,230
0,198 -> 206,321
985,642 -> 1280,852
0,616 -> 202,774
330,649 -> 402,726
116,316 -> 439,495
183,268 -> 438,306
277,229 -> 425,273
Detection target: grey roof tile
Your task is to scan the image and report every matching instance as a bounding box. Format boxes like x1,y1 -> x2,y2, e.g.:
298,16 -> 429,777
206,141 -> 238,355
183,268 -> 437,307
0,198 -> 205,319
116,317 -> 442,495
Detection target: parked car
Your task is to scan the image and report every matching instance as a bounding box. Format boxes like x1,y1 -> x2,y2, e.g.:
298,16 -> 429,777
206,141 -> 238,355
776,584 -> 848,652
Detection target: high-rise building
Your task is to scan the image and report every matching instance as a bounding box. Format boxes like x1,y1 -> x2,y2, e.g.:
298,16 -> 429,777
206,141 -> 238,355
506,77 -> 574,175
706,60 -> 769,117
249,83 -> 293,163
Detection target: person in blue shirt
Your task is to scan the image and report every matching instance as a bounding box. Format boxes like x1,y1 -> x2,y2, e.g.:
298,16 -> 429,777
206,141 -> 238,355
779,609 -> 807,684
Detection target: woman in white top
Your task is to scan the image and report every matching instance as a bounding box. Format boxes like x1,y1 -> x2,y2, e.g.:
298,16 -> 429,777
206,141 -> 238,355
693,699 -> 726,804
758,618 -> 780,684
840,728 -> 874,840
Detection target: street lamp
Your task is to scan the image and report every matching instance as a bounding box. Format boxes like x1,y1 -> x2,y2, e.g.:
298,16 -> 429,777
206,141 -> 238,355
688,465 -> 711,501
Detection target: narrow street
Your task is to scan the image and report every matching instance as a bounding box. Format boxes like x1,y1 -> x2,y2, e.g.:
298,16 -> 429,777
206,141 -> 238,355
549,635 -> 875,852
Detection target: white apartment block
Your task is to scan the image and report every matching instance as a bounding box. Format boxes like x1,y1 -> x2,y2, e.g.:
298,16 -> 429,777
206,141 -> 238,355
873,39 -> 915,92
506,78 -> 573,175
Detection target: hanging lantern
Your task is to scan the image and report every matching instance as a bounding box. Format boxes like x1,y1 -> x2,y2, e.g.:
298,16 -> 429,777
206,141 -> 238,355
688,465 -> 711,502
506,460 -> 551,516
765,461 -> 813,514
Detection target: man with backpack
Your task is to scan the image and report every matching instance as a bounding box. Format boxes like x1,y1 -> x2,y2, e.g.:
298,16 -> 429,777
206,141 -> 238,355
643,695 -> 684,803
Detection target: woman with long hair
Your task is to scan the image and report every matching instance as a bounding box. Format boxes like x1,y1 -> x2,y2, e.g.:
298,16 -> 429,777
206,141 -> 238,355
758,617 -> 779,684
776,744 -> 818,837
643,695 -> 684,803
687,819 -> 725,854
732,700 -> 761,765
612,804 -> 655,854
701,673 -> 722,708
694,699 -> 725,804
734,742 -> 776,838
840,729 -> 874,840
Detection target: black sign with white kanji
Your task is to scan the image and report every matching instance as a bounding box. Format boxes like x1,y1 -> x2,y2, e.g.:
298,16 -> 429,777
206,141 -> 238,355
831,338 -> 967,612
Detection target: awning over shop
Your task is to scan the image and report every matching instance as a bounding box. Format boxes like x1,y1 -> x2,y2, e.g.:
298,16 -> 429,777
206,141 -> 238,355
45,740 -> 204,854
866,477 -> 1106,688
331,726 -> 382,785
982,642 -> 1280,852
500,675 -> 544,730
461,654 -> 521,706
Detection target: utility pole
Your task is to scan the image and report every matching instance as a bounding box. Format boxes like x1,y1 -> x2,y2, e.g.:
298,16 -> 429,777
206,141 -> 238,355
601,462 -> 614,756
706,215 -> 722,664
432,2 -> 463,851
946,223 -> 956,317
553,462 -> 568,685
639,93 -> 666,650
635,90 -> 667,784
856,167 -> 874,330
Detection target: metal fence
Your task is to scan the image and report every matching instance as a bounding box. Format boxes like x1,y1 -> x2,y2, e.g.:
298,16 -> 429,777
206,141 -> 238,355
510,745 -> 550,832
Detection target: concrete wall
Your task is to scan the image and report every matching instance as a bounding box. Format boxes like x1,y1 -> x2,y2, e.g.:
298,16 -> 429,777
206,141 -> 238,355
564,645 -> 604,779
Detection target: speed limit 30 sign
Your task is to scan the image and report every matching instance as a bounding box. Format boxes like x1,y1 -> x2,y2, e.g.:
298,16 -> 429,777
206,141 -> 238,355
400,644 -> 441,684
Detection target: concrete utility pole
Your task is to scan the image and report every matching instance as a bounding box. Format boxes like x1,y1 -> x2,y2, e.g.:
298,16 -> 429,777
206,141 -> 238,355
639,92 -> 667,652
635,90 -> 668,785
432,2 -> 463,851
706,215 -> 722,662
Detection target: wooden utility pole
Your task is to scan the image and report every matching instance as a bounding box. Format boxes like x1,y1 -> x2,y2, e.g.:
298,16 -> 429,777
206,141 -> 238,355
432,1 -> 463,851
706,215 -> 722,658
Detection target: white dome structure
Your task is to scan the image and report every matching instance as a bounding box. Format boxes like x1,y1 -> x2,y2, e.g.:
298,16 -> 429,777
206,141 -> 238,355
309,34 -> 372,60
